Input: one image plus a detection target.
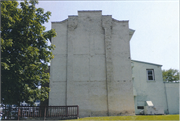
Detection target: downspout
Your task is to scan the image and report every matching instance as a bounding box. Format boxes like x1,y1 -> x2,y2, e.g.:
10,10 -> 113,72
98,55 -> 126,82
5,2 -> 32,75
102,15 -> 113,116
163,82 -> 169,114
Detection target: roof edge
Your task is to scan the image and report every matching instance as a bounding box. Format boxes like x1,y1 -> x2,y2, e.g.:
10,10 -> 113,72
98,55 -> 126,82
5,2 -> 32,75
112,18 -> 129,22
129,29 -> 135,41
131,60 -> 162,67
51,18 -> 68,23
78,10 -> 102,12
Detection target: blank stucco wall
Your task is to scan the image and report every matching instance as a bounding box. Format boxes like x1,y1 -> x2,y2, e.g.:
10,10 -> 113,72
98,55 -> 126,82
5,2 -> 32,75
66,12 -> 107,117
108,20 -> 135,115
49,11 -> 135,117
49,20 -> 67,106
165,83 -> 179,114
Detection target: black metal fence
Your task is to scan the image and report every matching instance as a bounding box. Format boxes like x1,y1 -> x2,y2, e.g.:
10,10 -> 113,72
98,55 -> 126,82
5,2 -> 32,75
2,105 -> 79,120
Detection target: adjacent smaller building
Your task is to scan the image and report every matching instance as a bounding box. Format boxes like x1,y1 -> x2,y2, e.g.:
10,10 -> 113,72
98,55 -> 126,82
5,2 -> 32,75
131,60 -> 179,115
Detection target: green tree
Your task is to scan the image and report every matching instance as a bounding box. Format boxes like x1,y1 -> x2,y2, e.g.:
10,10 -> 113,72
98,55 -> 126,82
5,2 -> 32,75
1,0 -> 56,106
162,69 -> 179,82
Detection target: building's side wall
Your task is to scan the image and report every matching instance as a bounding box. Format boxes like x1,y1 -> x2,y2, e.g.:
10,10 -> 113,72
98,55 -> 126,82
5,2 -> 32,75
49,11 -> 135,117
108,20 -> 135,115
131,61 -> 168,114
165,83 -> 179,114
49,20 -> 68,106
66,12 -> 107,117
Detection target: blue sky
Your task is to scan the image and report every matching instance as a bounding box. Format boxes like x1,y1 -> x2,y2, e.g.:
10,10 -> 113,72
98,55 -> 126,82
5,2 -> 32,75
33,0 -> 179,70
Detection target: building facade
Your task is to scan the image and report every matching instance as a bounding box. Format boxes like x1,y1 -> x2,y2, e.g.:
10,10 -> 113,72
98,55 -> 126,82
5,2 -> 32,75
49,11 -> 135,117
49,10 -> 179,117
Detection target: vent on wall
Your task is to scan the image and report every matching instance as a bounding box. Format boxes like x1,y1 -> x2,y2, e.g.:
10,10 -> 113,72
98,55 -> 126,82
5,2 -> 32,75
137,106 -> 144,109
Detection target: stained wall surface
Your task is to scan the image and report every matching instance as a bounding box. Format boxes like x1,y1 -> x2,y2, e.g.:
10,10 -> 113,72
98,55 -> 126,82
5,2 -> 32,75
49,11 -> 135,117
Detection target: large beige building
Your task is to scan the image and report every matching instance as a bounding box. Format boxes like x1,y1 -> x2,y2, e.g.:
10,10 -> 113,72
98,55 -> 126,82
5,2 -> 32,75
49,11 -> 179,117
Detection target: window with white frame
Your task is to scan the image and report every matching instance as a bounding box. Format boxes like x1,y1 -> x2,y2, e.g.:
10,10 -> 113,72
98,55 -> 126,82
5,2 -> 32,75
147,69 -> 155,80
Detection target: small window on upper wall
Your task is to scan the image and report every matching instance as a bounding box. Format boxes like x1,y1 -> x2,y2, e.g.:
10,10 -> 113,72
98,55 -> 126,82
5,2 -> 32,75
147,69 -> 155,80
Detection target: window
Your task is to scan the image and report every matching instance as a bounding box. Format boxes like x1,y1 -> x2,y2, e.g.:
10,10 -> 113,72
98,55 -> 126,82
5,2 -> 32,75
147,69 -> 155,80
137,106 -> 144,109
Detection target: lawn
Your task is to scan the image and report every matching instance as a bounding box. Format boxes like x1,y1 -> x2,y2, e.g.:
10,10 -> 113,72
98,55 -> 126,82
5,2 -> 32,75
69,115 -> 179,120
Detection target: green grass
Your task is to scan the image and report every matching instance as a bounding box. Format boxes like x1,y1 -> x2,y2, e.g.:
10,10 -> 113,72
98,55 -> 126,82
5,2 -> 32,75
69,115 -> 179,120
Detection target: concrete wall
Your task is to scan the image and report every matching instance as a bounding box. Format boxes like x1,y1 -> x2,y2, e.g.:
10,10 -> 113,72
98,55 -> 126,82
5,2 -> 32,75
49,11 -> 135,117
164,83 -> 179,114
131,60 -> 168,114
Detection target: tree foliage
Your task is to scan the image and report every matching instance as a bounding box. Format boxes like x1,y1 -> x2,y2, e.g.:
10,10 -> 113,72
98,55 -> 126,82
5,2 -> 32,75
162,69 -> 179,82
1,0 -> 56,105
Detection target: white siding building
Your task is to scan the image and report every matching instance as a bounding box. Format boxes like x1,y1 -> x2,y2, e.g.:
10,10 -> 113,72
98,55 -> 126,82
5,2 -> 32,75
131,60 -> 179,115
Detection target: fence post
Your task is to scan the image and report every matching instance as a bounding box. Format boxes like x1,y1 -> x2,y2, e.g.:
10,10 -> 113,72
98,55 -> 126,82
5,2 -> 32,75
18,108 -> 20,120
4,104 -> 6,119
21,107 -> 23,118
66,106 -> 68,117
44,107 -> 46,120
7,111 -> 9,119
77,105 -> 79,119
